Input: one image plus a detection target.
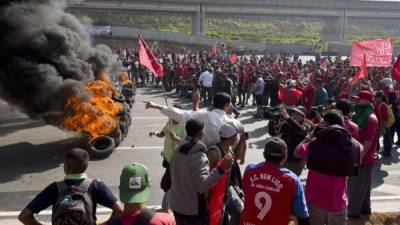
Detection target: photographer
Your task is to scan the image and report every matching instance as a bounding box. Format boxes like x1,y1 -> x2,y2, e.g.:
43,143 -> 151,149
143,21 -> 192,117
274,106 -> 310,176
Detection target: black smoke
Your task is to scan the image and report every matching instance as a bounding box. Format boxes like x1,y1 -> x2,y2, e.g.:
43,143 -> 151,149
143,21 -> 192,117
0,0 -> 112,126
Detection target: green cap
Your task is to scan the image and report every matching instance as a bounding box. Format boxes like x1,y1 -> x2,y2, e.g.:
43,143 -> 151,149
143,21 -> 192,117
119,163 -> 151,204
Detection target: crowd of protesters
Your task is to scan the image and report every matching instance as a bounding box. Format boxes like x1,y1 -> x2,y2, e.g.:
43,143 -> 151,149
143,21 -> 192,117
18,45 -> 400,225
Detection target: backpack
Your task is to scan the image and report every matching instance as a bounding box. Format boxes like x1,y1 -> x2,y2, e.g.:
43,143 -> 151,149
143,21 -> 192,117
106,209 -> 155,225
52,179 -> 94,225
307,125 -> 361,177
381,104 -> 395,128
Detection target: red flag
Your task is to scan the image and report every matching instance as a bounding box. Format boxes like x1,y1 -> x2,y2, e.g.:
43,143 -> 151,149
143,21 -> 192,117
392,55 -> 400,81
138,35 -> 164,77
350,54 -> 367,84
208,159 -> 228,225
229,54 -> 238,63
211,43 -> 217,55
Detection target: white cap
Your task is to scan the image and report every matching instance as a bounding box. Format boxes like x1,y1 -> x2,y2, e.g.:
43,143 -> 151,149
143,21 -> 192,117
219,123 -> 237,138
382,77 -> 394,88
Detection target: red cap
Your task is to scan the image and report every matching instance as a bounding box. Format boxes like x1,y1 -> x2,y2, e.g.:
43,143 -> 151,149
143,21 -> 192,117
351,91 -> 374,103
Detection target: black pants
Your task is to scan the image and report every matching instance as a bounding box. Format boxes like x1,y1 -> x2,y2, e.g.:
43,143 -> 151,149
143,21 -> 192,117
202,87 -> 213,104
173,212 -> 208,225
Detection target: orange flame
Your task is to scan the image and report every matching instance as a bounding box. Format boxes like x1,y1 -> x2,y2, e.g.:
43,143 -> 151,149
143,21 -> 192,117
62,72 -> 123,140
119,72 -> 133,85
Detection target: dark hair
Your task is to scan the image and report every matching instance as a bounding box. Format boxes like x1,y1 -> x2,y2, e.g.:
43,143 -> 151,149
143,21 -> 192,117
336,99 -> 352,116
213,92 -> 231,109
263,137 -> 287,163
314,78 -> 323,86
65,148 -> 89,174
185,119 -> 204,137
323,109 -> 344,127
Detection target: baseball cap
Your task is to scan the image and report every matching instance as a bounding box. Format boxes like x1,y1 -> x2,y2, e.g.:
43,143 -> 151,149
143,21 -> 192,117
119,163 -> 150,204
264,137 -> 287,158
382,77 -> 394,88
220,123 -> 237,138
351,90 -> 374,103
291,106 -> 306,117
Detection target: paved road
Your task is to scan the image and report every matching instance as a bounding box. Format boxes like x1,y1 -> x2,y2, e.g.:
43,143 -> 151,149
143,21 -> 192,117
1,87 -> 400,224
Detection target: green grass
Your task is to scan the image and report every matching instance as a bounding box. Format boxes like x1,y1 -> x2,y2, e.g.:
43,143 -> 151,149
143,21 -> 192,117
69,10 -> 400,46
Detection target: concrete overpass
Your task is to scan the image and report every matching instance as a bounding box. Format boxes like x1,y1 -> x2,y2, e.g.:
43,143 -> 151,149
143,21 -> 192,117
67,0 -> 400,42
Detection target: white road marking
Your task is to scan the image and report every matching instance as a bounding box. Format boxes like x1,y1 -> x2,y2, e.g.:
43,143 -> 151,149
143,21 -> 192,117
131,124 -> 165,127
116,146 -> 163,150
132,116 -> 167,119
373,184 -> 400,195
0,206 -> 161,217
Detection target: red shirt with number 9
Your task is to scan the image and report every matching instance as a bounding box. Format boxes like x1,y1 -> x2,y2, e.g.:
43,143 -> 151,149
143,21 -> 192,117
240,162 -> 308,225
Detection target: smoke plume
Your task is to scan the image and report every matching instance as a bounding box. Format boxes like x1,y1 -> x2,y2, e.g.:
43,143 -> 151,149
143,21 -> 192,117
0,0 -> 112,126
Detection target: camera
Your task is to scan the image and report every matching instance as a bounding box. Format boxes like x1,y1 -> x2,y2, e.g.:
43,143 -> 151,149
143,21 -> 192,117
262,106 -> 284,136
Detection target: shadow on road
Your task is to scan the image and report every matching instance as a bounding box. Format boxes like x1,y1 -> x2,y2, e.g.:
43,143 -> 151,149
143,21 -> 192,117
0,137 -> 86,184
0,118 -> 46,137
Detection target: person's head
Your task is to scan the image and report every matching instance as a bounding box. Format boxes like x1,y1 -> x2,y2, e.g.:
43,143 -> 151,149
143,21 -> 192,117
335,99 -> 353,118
291,106 -> 306,123
213,92 -> 232,112
219,123 -> 238,146
325,98 -> 335,110
374,90 -> 387,104
119,163 -> 150,205
186,119 -> 204,140
263,137 -> 287,165
322,109 -> 344,127
314,78 -> 323,89
64,148 -> 89,174
352,90 -> 374,106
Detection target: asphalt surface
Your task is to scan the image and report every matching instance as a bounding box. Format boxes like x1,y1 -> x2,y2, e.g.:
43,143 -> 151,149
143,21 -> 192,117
1,86 -> 400,224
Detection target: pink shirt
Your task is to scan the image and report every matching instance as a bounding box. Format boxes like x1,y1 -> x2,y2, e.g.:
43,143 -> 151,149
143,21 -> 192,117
358,114 -> 379,165
298,143 -> 347,212
344,117 -> 359,139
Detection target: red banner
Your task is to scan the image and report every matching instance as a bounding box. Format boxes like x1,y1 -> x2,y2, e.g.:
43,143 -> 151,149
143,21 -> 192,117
350,37 -> 393,67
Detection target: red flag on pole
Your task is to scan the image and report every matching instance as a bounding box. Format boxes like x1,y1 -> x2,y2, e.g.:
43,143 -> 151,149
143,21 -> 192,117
392,55 -> 400,81
138,35 -> 164,77
350,53 -> 367,84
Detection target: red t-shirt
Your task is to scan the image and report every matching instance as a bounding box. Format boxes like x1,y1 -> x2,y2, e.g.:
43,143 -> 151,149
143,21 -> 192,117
278,85 -> 302,106
100,211 -> 176,225
240,162 -> 308,225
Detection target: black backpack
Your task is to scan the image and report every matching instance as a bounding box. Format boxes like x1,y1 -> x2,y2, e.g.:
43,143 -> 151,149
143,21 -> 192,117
307,125 -> 361,177
52,179 -> 94,225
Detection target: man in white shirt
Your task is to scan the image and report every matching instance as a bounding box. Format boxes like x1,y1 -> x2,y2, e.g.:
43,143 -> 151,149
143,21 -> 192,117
198,68 -> 214,104
144,93 -> 245,148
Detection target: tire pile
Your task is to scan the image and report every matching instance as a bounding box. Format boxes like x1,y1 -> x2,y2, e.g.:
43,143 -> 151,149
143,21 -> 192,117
87,83 -> 136,159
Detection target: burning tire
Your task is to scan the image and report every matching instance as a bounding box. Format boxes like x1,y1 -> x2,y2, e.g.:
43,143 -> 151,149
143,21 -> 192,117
119,121 -> 128,137
112,94 -> 125,104
89,136 -> 115,158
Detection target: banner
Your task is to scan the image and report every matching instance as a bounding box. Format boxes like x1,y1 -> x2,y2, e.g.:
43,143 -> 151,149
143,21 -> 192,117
84,25 -> 111,35
350,37 -> 393,67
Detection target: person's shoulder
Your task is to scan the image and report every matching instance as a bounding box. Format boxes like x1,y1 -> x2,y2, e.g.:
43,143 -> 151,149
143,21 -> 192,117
150,212 -> 176,225
244,162 -> 265,173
